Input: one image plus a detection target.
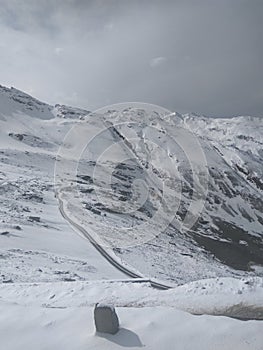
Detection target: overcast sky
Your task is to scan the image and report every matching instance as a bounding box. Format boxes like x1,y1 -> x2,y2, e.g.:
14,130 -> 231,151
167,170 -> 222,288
0,0 -> 262,117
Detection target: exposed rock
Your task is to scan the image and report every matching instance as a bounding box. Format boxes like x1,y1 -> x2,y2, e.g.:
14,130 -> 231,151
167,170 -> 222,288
0,231 -> 9,236
28,216 -> 41,223
94,303 -> 119,334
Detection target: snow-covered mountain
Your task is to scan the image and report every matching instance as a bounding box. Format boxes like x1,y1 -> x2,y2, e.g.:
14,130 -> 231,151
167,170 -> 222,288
0,85 -> 125,284
1,84 -> 263,349
55,104 -> 263,284
0,85 -> 262,285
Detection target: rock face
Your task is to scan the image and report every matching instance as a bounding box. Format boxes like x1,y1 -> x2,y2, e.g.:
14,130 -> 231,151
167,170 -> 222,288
94,303 -> 119,334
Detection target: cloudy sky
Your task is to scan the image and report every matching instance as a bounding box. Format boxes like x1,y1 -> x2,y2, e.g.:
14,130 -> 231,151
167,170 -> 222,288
0,0 -> 262,117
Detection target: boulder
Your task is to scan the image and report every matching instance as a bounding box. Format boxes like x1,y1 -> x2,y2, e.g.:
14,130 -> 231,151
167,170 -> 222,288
94,303 -> 119,334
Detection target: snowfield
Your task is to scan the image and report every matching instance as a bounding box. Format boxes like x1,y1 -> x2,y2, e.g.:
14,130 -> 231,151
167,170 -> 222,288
0,85 -> 262,349
2,304 -> 263,350
1,278 -> 263,318
0,278 -> 263,349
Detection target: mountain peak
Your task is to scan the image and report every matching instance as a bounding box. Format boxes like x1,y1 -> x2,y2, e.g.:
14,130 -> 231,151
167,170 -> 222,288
0,84 -> 91,120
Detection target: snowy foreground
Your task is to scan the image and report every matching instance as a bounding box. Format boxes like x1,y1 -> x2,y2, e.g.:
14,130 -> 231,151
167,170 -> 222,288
1,305 -> 263,350
1,278 -> 263,350
0,86 -> 263,349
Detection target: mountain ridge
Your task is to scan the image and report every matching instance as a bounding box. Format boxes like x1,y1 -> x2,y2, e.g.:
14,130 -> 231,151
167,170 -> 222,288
0,84 -> 262,284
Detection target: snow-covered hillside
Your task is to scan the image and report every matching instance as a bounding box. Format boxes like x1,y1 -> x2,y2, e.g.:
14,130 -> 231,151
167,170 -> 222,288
55,103 -> 263,284
0,85 -> 125,283
0,85 -> 262,349
0,85 -> 262,284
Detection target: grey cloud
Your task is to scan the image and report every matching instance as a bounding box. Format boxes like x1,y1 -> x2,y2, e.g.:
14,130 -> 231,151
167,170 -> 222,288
0,0 -> 262,117
150,57 -> 167,68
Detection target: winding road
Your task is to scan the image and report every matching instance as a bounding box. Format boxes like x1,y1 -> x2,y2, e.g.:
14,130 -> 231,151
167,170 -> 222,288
57,190 -> 171,290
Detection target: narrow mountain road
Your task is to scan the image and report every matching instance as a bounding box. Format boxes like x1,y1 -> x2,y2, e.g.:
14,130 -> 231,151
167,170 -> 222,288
57,190 -> 171,290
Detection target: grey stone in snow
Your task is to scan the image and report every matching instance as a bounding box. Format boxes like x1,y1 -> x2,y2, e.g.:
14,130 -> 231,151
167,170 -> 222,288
28,216 -> 41,222
94,303 -> 119,334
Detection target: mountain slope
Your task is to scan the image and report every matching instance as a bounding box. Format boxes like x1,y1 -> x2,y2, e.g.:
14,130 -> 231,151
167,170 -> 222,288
0,86 -> 262,285
55,103 -> 263,283
0,85 -> 126,283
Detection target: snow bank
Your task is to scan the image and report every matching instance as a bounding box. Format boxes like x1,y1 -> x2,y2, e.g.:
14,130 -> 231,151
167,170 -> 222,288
1,277 -> 263,319
0,303 -> 262,350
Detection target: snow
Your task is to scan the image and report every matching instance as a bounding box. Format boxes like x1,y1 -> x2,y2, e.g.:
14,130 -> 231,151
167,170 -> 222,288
0,278 -> 263,349
2,290 -> 261,347
0,108 -> 126,283
1,277 -> 263,317
54,106 -> 263,283
1,88 -> 262,283
1,304 -> 263,350
0,85 -> 262,349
